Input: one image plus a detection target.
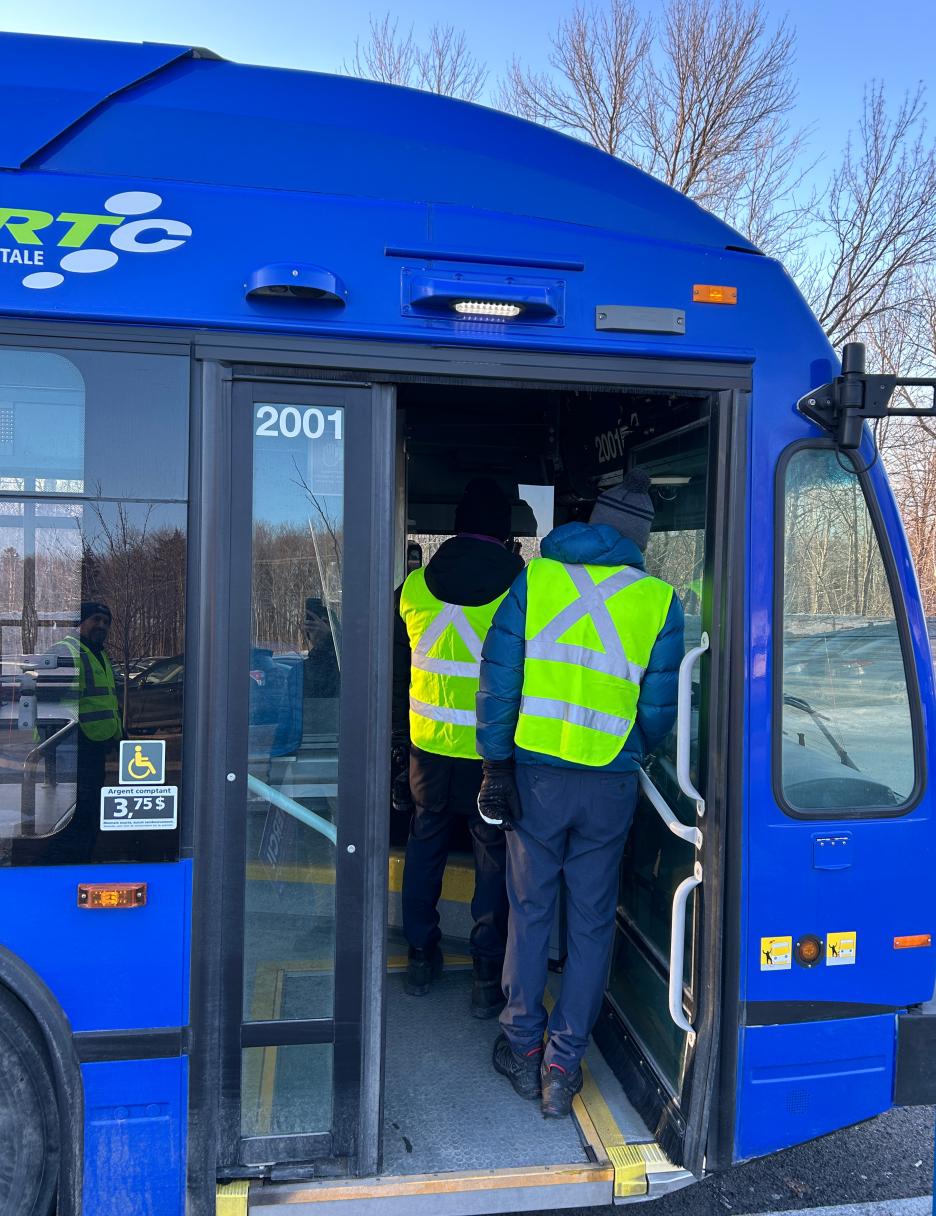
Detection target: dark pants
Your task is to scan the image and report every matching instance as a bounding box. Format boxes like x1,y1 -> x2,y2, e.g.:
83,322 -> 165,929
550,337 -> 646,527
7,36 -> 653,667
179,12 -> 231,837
501,765 -> 638,1070
402,746 -> 508,962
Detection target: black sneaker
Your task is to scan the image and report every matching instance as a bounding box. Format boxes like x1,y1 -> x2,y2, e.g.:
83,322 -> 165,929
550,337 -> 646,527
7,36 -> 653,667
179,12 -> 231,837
404,947 -> 443,996
470,958 -> 506,1020
492,1033 -> 542,1100
540,1061 -> 584,1118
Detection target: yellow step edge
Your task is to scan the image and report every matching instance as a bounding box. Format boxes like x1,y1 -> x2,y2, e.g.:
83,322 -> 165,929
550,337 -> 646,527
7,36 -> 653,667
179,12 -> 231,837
216,1180 -> 249,1215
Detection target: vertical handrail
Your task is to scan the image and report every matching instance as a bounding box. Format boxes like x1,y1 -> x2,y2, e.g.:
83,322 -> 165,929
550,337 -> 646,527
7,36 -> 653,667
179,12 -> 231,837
669,862 -> 703,1040
676,632 -> 709,814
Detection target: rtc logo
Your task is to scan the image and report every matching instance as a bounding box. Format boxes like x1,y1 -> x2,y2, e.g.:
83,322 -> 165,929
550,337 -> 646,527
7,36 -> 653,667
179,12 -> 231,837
0,191 -> 192,290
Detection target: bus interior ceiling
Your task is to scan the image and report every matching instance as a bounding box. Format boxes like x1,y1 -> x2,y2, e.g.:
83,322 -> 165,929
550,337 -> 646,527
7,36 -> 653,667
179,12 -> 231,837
382,378 -> 712,1179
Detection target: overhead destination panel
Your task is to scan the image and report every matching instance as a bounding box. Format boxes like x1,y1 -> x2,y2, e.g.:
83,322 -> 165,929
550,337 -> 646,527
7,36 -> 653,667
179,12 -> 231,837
0,33 -> 208,169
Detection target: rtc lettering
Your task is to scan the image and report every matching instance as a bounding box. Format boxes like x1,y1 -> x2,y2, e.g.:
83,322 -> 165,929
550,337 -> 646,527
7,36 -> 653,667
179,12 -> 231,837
0,208 -> 125,248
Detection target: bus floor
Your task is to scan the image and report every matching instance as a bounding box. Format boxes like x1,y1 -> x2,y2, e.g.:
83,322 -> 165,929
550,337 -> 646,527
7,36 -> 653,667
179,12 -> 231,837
382,966 -> 652,1178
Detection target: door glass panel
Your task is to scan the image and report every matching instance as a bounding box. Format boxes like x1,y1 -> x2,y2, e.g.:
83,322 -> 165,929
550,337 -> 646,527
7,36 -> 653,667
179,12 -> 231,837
611,422 -> 708,1088
780,448 -> 916,812
242,401 -> 344,1030
241,1044 -> 333,1138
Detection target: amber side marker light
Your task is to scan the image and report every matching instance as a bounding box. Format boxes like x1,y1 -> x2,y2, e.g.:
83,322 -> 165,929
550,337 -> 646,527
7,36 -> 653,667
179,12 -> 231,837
795,934 -> 823,967
693,284 -> 738,305
77,883 -> 147,909
894,934 -> 931,949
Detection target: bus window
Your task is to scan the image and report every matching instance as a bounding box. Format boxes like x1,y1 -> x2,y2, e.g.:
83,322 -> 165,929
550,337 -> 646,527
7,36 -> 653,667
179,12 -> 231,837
0,344 -> 189,865
779,447 -> 917,813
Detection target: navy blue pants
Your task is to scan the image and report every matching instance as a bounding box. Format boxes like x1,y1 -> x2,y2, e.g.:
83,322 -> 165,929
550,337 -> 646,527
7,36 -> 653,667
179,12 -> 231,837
402,746 -> 508,962
501,765 -> 638,1070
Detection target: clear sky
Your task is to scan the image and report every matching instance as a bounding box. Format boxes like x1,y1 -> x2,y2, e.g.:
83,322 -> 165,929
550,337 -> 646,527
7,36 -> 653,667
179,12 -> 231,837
1,0 -> 934,173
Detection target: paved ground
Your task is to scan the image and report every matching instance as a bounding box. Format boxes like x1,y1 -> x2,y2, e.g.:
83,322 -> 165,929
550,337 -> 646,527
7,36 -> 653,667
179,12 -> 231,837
526,1104 -> 934,1216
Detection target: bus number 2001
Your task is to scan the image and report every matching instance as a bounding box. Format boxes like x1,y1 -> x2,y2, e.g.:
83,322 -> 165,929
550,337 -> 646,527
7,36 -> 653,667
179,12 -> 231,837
255,405 -> 344,441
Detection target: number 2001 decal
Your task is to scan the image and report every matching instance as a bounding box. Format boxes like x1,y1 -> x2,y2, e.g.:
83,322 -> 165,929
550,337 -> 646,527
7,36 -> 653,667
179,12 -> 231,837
255,404 -> 343,440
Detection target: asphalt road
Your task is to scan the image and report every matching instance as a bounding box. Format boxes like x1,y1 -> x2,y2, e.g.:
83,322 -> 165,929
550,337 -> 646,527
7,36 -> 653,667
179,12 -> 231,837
522,1104 -> 934,1216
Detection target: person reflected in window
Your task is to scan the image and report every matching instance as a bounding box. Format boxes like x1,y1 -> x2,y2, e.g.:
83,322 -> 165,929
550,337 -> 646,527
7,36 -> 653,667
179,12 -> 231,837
406,542 -> 423,575
303,597 -> 339,700
49,601 -> 122,859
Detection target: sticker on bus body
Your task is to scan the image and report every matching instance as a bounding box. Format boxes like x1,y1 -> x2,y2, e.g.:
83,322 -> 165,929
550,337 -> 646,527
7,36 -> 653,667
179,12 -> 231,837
760,936 -> 792,971
826,931 -> 857,966
100,786 -> 178,831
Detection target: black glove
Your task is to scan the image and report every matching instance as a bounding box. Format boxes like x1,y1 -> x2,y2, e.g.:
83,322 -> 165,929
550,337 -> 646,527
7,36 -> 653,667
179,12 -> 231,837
477,759 -> 522,831
391,736 -> 413,814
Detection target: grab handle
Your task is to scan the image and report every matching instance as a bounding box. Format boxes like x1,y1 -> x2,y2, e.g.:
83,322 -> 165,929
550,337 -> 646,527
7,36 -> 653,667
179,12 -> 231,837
638,767 -> 702,849
669,861 -> 702,1039
677,632 -> 709,814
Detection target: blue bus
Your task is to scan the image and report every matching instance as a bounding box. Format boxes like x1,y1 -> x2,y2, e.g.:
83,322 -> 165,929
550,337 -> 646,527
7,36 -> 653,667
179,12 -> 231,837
1,31 -> 935,1216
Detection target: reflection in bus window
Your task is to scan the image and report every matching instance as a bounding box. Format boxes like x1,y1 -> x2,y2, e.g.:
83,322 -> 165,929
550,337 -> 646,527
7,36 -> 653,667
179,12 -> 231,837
780,448 -> 916,812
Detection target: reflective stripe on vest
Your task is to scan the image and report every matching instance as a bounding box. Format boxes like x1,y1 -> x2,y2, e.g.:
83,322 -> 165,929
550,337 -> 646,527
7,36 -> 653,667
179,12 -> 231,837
516,558 -> 674,767
52,635 -> 121,742
400,567 -> 506,760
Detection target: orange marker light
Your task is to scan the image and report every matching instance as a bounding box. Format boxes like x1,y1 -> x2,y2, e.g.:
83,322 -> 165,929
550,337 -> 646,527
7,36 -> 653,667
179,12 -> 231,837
894,934 -> 931,949
77,883 -> 147,909
693,284 -> 738,305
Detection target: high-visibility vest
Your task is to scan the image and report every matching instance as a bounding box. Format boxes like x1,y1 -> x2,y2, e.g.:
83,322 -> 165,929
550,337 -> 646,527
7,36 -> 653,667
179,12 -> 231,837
400,568 -> 507,760
51,635 -> 121,742
515,558 -> 674,767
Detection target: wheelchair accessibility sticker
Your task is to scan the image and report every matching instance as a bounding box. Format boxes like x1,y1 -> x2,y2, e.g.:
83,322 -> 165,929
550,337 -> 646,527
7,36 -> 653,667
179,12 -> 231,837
826,931 -> 857,966
760,936 -> 792,971
120,740 -> 165,785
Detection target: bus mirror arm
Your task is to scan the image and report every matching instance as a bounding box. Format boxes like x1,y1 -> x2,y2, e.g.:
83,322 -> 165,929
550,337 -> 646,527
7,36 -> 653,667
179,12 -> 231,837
798,341 -> 936,450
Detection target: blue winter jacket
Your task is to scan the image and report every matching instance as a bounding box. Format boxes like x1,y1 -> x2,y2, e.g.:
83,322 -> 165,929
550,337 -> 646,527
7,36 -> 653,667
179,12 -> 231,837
476,522 -> 685,772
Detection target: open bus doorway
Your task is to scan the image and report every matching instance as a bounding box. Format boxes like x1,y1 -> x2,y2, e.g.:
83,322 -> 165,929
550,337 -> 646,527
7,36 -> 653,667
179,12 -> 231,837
385,377 -> 723,1189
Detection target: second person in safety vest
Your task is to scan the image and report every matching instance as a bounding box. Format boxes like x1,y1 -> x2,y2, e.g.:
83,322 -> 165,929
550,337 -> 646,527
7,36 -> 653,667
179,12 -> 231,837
393,479 -> 523,1016
476,469 -> 684,1118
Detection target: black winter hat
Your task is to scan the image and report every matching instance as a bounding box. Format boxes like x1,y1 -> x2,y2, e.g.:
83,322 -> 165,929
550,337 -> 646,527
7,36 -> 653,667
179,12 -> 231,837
454,478 -> 512,542
79,600 -> 112,624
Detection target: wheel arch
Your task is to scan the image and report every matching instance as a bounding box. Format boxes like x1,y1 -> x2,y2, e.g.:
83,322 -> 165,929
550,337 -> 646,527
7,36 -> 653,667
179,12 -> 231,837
0,945 -> 83,1216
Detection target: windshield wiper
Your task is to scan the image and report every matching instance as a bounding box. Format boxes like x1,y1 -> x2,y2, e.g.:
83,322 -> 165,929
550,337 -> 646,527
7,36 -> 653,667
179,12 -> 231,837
783,694 -> 860,771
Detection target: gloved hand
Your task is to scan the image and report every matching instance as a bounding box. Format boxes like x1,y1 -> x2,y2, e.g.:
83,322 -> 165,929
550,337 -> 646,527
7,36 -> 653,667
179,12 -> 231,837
391,735 -> 413,814
477,759 -> 522,831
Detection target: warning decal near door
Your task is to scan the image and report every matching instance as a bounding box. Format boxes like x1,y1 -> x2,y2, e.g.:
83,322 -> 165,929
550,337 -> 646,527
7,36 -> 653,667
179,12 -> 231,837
760,936 -> 792,971
826,931 -> 857,966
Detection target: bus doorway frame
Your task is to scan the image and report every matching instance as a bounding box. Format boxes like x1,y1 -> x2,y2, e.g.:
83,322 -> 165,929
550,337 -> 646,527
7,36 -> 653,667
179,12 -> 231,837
184,340 -> 749,1208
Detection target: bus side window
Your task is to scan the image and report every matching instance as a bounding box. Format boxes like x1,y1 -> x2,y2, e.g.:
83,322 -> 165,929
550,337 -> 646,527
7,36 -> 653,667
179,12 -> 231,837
779,447 -> 918,814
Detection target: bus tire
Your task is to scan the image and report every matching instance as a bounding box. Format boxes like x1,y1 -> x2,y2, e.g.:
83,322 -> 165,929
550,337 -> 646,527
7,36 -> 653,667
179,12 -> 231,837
0,985 -> 60,1216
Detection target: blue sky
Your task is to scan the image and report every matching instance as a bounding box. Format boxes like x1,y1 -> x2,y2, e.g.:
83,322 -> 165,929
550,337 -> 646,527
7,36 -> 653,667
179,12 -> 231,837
1,0 -> 934,172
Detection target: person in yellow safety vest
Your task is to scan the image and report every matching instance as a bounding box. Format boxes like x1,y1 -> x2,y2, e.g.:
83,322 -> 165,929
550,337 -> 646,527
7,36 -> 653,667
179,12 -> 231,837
48,601 -> 122,860
392,479 -> 524,1016
476,470 -> 685,1118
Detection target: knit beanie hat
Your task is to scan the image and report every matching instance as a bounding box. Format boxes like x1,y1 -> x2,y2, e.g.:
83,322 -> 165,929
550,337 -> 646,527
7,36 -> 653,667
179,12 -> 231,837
454,478 -> 511,542
589,469 -> 655,551
79,600 -> 112,624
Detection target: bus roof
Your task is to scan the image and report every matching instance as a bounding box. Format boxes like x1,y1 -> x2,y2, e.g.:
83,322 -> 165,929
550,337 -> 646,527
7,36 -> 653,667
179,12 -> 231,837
1,32 -> 754,254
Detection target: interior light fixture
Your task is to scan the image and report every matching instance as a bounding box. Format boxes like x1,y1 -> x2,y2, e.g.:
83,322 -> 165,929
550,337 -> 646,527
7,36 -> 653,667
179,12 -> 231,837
453,300 -> 524,318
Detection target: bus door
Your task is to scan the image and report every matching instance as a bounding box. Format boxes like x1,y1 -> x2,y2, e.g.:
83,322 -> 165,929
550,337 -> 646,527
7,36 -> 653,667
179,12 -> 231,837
734,428 -> 936,1162
593,396 -> 737,1173
211,377 -> 393,1178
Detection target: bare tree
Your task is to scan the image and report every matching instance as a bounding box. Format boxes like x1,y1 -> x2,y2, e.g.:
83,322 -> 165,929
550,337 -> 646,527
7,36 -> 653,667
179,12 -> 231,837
345,14 -> 487,101
803,85 -> 936,347
498,1 -> 650,154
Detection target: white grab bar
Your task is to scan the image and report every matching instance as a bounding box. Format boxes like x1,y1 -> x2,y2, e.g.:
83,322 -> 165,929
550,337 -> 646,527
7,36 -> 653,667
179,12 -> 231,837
676,632 -> 709,814
669,861 -> 703,1040
247,773 -> 338,845
638,767 -> 702,849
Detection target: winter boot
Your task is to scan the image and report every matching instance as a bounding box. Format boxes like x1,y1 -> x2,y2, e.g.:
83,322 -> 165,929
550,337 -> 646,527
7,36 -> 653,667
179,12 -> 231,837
540,1061 -> 584,1118
470,957 -> 506,1019
492,1033 -> 542,1100
404,946 -> 443,996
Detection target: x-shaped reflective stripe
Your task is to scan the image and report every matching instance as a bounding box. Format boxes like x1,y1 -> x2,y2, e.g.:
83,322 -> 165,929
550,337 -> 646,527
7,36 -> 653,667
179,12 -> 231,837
527,564 -> 648,685
412,604 -> 483,679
